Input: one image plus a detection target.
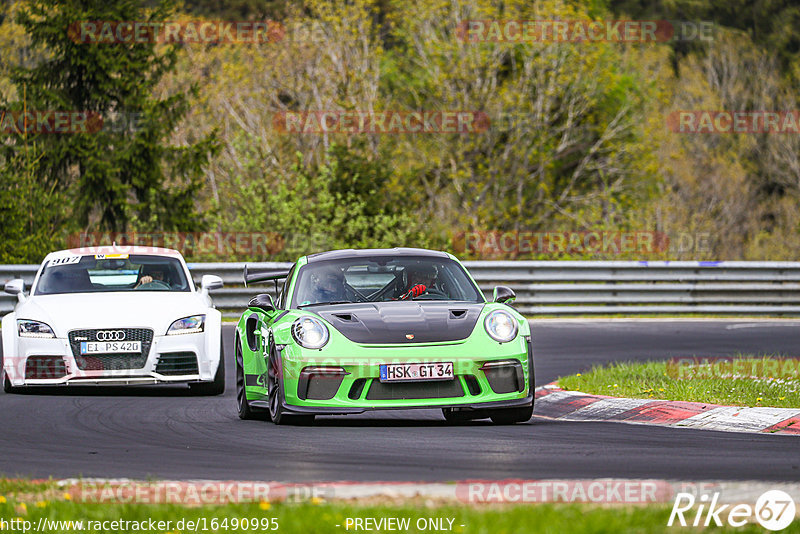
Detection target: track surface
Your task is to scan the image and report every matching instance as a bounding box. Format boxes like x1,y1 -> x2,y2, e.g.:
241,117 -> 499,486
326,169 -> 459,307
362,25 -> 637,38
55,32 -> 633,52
1,320 -> 800,482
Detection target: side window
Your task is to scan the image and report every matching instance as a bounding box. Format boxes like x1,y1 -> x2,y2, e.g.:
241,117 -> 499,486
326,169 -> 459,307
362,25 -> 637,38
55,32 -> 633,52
277,264 -> 295,309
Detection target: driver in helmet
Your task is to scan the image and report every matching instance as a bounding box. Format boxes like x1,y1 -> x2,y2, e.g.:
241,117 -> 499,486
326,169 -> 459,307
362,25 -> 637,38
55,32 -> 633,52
311,268 -> 346,303
399,264 -> 437,300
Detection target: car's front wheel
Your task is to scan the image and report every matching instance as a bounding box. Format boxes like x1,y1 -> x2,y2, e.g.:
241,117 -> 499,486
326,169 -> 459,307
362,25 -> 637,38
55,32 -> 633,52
190,341 -> 226,396
2,370 -> 19,394
268,347 -> 314,426
489,403 -> 533,424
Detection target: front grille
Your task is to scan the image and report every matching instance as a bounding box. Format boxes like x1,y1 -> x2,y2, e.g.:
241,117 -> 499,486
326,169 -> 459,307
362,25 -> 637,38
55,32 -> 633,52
366,379 -> 464,400
25,356 -> 67,379
68,328 -> 153,371
155,352 -> 199,376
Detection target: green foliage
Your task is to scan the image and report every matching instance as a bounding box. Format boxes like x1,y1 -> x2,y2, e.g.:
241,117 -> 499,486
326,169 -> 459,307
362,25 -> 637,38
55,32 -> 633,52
0,139 -> 71,263
3,0 -> 218,245
214,139 -> 436,262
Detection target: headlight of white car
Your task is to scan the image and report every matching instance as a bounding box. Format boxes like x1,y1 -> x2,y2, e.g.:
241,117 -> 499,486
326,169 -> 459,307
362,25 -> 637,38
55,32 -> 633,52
484,310 -> 518,343
17,319 -> 56,338
292,316 -> 329,349
167,315 -> 205,335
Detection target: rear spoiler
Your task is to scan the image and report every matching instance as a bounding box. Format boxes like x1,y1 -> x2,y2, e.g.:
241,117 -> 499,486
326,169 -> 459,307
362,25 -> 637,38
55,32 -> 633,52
243,265 -> 291,287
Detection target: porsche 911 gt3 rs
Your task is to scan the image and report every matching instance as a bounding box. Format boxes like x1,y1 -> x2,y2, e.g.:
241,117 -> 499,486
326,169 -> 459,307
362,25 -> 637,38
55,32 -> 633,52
235,248 -> 533,425
2,246 -> 225,394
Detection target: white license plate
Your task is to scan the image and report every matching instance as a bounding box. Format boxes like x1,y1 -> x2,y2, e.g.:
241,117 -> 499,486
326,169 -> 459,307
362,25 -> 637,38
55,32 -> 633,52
80,341 -> 141,354
379,362 -> 454,382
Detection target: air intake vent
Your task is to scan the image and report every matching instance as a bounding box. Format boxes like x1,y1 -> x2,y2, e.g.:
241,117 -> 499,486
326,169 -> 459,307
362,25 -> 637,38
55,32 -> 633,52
155,352 -> 199,376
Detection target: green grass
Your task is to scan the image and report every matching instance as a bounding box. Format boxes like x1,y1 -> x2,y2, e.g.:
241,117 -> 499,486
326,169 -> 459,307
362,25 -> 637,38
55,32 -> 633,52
0,490 -> 791,533
557,357 -> 800,408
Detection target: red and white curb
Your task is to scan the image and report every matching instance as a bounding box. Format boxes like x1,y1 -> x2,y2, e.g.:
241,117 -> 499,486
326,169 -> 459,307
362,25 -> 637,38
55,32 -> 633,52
534,384 -> 800,435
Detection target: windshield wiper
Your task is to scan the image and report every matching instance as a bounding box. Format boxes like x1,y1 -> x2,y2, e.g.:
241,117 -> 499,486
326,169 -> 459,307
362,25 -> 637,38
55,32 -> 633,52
298,301 -> 354,307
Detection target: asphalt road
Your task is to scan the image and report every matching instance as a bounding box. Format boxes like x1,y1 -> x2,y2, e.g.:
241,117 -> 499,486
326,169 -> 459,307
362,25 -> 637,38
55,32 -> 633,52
1,320 -> 799,482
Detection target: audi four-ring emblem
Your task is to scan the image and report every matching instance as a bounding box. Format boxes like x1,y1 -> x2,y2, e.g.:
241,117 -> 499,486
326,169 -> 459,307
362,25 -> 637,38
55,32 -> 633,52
96,330 -> 125,341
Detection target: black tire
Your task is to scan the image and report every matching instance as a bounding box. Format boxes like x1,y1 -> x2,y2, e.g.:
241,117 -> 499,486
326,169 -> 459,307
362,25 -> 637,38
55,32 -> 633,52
268,346 -> 314,426
489,403 -> 533,424
190,339 -> 226,396
235,336 -> 270,420
3,370 -> 19,394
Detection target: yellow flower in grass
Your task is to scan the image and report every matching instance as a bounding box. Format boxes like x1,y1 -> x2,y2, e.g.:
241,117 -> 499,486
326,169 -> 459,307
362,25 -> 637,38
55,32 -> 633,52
779,397 -> 786,401
658,388 -> 665,392
0,496 -> 6,504
259,500 -> 271,511
310,496 -> 323,505
35,501 -> 47,508
576,373 -> 581,377
757,397 -> 763,402
63,493 -> 72,501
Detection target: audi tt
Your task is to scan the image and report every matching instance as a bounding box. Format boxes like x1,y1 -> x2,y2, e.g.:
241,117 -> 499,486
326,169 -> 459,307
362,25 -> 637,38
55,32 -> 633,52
1,246 -> 225,394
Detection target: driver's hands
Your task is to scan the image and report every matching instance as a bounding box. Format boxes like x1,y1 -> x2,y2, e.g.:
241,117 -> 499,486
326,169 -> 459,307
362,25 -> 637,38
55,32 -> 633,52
400,284 -> 427,300
137,275 -> 153,287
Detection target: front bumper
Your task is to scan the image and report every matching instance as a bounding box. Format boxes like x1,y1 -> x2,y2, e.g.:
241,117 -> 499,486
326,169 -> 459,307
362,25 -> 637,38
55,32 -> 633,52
257,335 -> 534,414
4,330 -> 219,387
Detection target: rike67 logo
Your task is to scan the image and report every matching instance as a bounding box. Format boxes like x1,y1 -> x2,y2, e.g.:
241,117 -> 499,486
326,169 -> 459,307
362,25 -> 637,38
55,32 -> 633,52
669,490 -> 796,531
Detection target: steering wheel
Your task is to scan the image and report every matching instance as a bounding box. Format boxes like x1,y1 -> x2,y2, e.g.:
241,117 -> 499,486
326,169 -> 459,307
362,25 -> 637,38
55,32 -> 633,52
135,280 -> 171,290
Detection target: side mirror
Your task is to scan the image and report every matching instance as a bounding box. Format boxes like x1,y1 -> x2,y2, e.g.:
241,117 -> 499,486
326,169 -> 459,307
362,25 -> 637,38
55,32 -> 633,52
4,279 -> 26,302
249,293 -> 276,313
493,285 -> 516,304
200,274 -> 224,292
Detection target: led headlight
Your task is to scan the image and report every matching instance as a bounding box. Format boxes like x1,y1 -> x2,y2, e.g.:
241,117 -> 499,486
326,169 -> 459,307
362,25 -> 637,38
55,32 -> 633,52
484,310 -> 518,343
292,316 -> 329,349
17,320 -> 55,339
167,315 -> 205,335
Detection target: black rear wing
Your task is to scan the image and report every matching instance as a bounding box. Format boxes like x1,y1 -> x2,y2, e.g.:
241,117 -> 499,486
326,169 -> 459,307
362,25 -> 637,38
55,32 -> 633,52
243,265 -> 291,287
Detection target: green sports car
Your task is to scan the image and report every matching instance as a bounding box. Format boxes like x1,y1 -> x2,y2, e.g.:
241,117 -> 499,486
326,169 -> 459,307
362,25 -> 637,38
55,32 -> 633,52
234,248 -> 533,425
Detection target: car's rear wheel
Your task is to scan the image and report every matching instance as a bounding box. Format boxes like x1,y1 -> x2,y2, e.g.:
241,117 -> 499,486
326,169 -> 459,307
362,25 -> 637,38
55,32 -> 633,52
268,347 -> 314,426
489,403 -> 533,424
235,336 -> 270,420
190,340 -> 226,396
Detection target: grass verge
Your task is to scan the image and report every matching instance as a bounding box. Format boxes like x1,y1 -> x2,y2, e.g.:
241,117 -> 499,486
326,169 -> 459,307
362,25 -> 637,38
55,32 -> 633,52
0,486 -> 789,534
557,357 -> 800,408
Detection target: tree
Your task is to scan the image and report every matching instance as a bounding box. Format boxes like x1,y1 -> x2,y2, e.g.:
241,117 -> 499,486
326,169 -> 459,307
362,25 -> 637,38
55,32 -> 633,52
6,0 -> 218,234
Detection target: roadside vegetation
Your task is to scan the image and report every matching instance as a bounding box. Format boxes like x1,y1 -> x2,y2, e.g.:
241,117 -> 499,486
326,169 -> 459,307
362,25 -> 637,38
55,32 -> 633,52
2,0 -> 800,262
557,357 -> 800,408
0,479 -> 791,533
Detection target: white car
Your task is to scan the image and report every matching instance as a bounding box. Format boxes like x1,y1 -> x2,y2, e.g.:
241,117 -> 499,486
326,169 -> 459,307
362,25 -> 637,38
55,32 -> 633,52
1,246 -> 225,394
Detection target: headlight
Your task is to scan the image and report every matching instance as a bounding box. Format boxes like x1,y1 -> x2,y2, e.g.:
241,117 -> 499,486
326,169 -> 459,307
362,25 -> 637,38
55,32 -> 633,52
292,316 -> 329,349
484,310 -> 518,343
167,315 -> 205,335
17,320 -> 55,338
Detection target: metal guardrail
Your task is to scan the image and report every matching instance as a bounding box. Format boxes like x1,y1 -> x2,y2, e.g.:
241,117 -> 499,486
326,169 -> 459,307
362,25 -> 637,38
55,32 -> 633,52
4,261 -> 800,317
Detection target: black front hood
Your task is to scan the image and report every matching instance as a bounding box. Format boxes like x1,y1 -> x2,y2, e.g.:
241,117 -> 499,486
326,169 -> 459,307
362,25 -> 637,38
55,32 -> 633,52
312,302 -> 486,344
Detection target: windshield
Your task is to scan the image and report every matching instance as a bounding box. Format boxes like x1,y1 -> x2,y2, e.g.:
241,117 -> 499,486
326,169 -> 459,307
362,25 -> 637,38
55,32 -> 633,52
291,256 -> 484,307
35,254 -> 191,294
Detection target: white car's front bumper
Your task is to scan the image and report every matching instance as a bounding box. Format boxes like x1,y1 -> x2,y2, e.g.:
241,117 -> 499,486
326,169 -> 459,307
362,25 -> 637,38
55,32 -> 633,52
4,328 -> 220,387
